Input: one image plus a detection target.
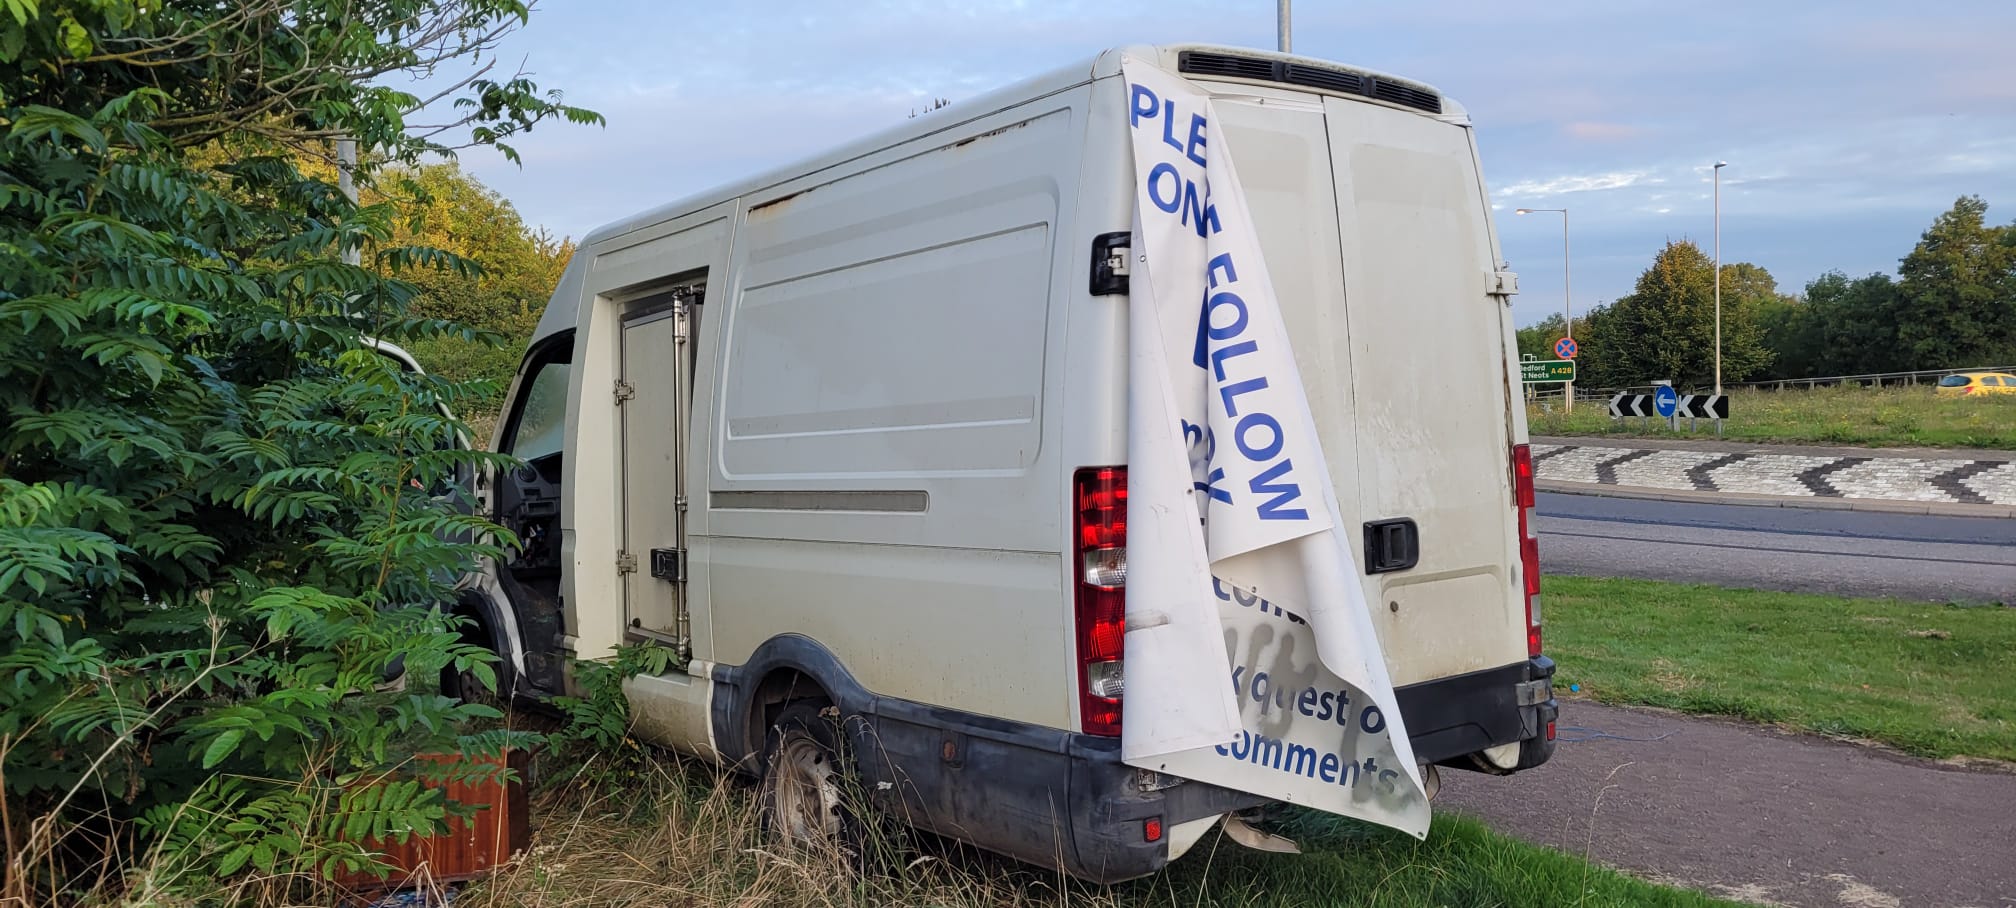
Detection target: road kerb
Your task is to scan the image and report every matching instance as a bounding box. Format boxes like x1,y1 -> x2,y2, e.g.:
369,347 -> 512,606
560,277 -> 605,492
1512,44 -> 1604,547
1534,479 -> 2016,519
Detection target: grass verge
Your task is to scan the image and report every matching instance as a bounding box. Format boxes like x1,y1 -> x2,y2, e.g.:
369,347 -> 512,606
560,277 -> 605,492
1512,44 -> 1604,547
1546,576 -> 2016,761
1527,385 -> 2016,449
451,757 -> 1737,908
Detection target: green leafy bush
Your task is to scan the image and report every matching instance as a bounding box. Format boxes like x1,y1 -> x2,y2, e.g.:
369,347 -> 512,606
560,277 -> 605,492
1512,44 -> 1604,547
0,2 -> 597,902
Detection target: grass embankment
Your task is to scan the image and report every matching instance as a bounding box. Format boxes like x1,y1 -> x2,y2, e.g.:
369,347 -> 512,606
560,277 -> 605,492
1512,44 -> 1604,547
1527,385 -> 2016,449
1546,576 -> 2016,761
455,758 -> 1736,908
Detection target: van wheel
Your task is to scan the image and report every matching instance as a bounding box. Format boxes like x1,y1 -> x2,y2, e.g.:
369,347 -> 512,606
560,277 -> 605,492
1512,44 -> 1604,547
758,701 -> 858,857
441,622 -> 513,713
443,661 -> 511,711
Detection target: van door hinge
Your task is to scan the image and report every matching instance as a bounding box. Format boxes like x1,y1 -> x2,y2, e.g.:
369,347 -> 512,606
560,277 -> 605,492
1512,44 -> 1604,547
613,379 -> 636,404
616,551 -> 638,574
1490,270 -> 1520,301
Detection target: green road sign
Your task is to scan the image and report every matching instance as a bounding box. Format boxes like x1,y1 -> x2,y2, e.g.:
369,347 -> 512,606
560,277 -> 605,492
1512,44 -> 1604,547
1521,359 -> 1577,383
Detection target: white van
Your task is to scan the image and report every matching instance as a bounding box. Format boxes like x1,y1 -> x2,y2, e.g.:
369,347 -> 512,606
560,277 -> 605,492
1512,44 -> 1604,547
456,43 -> 1557,882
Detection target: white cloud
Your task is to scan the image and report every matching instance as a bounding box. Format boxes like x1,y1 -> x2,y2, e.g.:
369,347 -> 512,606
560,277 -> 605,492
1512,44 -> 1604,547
1497,171 -> 1648,198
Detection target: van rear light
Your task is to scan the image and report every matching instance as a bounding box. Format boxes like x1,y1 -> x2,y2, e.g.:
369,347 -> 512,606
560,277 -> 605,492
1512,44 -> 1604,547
1512,444 -> 1542,657
1075,467 -> 1127,736
1511,442 -> 1536,510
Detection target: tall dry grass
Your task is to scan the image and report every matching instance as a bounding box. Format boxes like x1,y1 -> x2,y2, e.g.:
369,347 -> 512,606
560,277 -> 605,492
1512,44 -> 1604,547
455,754 -> 1133,908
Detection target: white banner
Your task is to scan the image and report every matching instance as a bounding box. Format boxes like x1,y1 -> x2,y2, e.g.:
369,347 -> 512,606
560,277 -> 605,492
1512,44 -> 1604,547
1117,57 -> 1430,838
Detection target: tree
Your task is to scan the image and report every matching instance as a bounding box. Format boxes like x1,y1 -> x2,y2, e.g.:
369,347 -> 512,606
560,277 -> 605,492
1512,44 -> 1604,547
1718,261 -> 1783,307
1753,295 -> 1821,380
1896,196 -> 2016,369
1801,271 -> 1908,375
0,2 -> 596,900
1574,241 -> 1773,388
372,164 -> 574,396
1515,313 -> 1567,360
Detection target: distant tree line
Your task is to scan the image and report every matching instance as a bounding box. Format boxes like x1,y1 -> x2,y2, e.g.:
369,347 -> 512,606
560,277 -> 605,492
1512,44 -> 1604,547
1516,196 -> 2016,388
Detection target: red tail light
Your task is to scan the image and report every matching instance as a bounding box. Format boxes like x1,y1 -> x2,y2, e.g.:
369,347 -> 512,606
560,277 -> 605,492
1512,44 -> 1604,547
1074,467 -> 1126,736
1512,444 -> 1542,657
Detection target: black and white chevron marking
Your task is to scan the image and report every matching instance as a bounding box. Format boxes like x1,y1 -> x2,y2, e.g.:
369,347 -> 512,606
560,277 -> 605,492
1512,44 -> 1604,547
1685,452 -> 1751,491
1677,394 -> 1729,419
1609,393 -> 1728,419
1595,449 -> 1656,485
1795,457 -> 1872,497
1931,460 -> 2008,506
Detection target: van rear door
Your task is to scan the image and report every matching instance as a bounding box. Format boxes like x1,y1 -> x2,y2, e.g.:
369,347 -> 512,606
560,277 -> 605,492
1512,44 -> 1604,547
1209,90 -> 1523,686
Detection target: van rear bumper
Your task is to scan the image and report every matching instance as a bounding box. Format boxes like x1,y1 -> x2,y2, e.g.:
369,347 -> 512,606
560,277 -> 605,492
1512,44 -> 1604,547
711,635 -> 1266,884
715,637 -> 1550,883
863,700 -> 1270,884
1395,655 -> 1557,772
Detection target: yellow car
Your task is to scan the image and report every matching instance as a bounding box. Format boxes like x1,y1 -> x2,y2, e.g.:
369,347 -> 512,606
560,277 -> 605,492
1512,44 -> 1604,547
1936,372 -> 2016,395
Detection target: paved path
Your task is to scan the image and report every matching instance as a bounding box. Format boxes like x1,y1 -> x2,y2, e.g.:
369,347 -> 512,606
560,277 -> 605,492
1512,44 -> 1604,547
1531,436 -> 2016,510
1536,492 -> 2016,604
1438,701 -> 2016,908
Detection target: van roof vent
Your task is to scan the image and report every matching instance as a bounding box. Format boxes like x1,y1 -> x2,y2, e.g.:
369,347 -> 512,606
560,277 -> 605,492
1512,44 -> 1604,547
1176,51 -> 1443,115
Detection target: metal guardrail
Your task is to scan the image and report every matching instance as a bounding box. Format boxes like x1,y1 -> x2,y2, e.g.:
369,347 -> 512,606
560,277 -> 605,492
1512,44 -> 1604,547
1528,366 -> 2016,401
1726,366 -> 2016,391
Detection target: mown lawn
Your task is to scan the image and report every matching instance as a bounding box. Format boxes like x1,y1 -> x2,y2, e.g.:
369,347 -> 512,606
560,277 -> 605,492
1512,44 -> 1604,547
1137,809 -> 1739,908
1527,385 -> 2016,449
1545,576 -> 2016,761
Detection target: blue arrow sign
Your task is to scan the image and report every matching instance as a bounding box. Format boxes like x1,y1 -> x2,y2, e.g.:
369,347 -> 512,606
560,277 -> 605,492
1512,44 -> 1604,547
1654,385 -> 1678,418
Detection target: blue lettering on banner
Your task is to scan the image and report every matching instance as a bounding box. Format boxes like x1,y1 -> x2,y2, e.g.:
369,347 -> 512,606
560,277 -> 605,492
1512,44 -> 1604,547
1234,413 -> 1284,462
1182,420 -> 1231,504
1209,653 -> 1403,795
1131,78 -> 1308,523
1225,658 -> 1370,729
1147,162 -> 1183,214
1211,728 -> 1399,796
1129,84 -> 1159,126
1160,100 -> 1186,153
1128,82 -> 1220,239
1248,459 -> 1310,521
1186,114 -> 1209,167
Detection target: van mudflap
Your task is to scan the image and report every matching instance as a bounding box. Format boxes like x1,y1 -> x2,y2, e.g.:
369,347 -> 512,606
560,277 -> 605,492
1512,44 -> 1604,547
1395,656 -> 1558,772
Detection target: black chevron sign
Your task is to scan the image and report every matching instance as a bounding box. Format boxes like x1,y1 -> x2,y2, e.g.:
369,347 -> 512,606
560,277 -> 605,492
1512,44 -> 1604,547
1677,394 -> 1729,419
1608,393 -> 1652,418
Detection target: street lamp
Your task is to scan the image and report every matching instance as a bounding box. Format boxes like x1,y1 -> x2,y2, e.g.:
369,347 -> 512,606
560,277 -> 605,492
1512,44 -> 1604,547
1713,161 -> 1727,395
1515,207 -> 1573,412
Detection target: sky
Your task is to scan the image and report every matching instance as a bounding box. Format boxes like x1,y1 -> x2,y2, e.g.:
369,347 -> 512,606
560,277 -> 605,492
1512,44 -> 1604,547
420,0 -> 2016,328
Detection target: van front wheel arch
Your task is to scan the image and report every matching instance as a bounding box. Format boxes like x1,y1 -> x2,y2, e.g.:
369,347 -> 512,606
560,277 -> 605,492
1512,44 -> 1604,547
441,600 -> 516,709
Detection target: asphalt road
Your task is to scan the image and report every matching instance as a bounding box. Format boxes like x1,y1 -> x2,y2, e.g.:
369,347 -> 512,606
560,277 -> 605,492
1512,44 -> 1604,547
1439,701 -> 2016,908
1536,492 -> 2016,603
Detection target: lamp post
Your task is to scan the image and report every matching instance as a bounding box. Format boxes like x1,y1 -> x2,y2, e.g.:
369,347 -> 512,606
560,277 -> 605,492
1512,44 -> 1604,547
1713,161 -> 1727,395
1277,0 -> 1291,52
1515,207 -> 1572,412
337,138 -> 359,267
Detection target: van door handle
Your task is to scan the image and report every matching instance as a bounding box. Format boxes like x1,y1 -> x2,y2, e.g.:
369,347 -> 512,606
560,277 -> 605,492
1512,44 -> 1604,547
1363,518 -> 1419,574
